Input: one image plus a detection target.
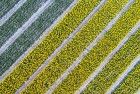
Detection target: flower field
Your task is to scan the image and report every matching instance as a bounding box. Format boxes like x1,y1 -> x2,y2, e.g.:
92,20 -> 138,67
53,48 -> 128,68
0,0 -> 140,94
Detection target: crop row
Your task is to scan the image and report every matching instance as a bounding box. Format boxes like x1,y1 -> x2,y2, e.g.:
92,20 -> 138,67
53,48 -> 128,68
0,0 -> 48,47
0,0 -> 73,76
52,1 -> 140,94
0,0 -> 99,93
0,0 -> 19,18
20,0 -> 129,94
113,59 -> 140,94
83,29 -> 140,94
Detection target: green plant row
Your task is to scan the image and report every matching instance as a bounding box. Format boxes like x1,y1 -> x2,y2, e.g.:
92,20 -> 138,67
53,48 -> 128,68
0,0 -> 48,47
0,0 -> 73,76
21,0 -> 129,94
53,1 -> 140,94
0,0 -> 19,17
0,0 -> 99,94
83,29 -> 140,94
113,60 -> 140,94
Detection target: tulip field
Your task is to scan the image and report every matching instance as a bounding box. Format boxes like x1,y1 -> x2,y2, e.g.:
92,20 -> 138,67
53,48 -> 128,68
0,0 -> 140,94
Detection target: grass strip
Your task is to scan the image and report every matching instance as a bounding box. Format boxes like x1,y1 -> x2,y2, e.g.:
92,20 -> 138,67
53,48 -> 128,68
83,29 -> 140,94
21,0 -> 129,94
0,0 -> 99,94
52,1 -> 140,94
0,0 -> 73,76
0,0 -> 48,47
0,0 -> 19,17
113,61 -> 140,94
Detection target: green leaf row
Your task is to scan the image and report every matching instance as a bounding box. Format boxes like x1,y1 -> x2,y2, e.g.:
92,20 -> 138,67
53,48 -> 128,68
113,56 -> 140,94
21,0 -> 129,94
52,1 -> 140,94
0,0 -> 47,47
0,0 -> 100,94
0,0 -> 18,17
83,29 -> 140,94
